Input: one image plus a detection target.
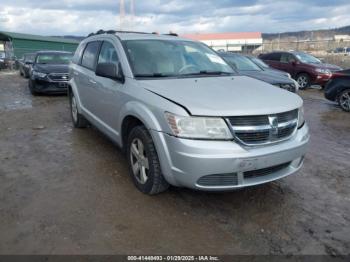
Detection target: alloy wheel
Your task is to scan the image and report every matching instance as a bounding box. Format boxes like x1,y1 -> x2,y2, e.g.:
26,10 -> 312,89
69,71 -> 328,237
297,76 -> 308,88
130,138 -> 150,184
339,90 -> 350,111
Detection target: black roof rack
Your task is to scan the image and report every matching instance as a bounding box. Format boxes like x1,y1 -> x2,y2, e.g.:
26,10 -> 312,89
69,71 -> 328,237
87,30 -> 178,38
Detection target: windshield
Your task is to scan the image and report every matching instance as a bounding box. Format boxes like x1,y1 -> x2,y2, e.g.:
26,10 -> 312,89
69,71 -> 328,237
250,57 -> 269,68
223,55 -> 262,71
36,53 -> 73,64
123,40 -> 234,78
295,52 -> 321,64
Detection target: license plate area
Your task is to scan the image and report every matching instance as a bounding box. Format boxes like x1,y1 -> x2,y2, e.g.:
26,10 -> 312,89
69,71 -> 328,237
58,82 -> 68,88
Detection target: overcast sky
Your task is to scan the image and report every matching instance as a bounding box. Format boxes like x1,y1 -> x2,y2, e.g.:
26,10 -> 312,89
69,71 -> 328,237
0,0 -> 349,36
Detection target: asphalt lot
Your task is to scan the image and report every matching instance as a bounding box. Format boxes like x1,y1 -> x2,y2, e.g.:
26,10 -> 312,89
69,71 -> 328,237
0,71 -> 349,255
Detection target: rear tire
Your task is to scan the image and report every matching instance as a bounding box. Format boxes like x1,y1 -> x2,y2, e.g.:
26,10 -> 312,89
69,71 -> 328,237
338,89 -> 350,112
296,73 -> 311,90
69,90 -> 88,128
126,125 -> 169,195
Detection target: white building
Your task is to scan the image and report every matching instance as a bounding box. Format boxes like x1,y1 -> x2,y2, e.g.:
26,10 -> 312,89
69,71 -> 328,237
182,32 -> 263,52
334,35 -> 350,42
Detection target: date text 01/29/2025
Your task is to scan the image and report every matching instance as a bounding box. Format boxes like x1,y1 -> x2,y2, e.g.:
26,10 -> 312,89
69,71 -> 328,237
127,255 -> 220,261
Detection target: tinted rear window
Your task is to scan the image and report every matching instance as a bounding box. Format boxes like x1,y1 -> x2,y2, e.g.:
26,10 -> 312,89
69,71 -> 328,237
81,41 -> 101,70
264,53 -> 281,61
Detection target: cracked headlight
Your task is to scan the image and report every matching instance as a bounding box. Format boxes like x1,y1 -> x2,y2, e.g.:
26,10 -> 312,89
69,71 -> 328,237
165,112 -> 233,140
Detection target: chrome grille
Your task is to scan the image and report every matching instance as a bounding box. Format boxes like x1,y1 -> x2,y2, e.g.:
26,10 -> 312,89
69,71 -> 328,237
244,162 -> 291,179
197,173 -> 238,187
227,109 -> 298,146
48,73 -> 69,82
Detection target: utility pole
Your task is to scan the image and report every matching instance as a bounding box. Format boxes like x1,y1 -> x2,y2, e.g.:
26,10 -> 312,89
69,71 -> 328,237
130,0 -> 135,29
119,0 -> 125,30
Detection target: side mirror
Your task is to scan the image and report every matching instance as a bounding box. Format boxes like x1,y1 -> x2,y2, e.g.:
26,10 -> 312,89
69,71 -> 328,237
95,62 -> 124,83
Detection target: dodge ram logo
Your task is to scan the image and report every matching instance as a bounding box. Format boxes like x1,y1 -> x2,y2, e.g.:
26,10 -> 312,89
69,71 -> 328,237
268,116 -> 279,136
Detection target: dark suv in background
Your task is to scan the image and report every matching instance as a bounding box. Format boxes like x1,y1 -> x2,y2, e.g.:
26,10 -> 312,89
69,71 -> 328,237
259,51 -> 342,89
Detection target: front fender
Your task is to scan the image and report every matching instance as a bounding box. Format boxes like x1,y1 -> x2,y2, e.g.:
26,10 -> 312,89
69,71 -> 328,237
118,101 -> 163,135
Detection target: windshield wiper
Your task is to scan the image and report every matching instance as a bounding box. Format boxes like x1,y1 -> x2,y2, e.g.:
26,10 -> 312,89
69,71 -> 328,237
181,70 -> 233,76
134,73 -> 176,78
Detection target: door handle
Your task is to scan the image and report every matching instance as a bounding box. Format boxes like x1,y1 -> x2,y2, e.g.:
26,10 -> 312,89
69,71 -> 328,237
89,79 -> 97,84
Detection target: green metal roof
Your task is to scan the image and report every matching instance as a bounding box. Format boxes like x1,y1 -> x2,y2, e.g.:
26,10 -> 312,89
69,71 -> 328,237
0,31 -> 80,44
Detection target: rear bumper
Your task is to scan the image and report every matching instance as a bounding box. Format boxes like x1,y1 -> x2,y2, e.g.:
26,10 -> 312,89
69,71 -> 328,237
151,124 -> 309,191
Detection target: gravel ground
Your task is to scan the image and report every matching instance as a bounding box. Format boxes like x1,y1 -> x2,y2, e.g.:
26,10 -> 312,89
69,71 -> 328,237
0,71 -> 349,255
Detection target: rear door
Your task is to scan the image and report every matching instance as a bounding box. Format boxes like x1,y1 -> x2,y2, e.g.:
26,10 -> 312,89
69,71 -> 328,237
262,53 -> 282,70
279,53 -> 296,75
93,40 -> 124,132
77,41 -> 101,115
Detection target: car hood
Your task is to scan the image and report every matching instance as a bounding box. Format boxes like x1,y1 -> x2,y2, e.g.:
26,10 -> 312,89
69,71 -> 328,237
240,70 -> 294,85
34,64 -> 69,74
308,63 -> 342,71
140,76 -> 302,116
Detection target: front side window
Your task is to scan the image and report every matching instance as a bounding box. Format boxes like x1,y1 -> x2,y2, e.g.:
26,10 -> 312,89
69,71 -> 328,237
81,41 -> 101,70
123,40 -> 233,78
223,55 -> 262,71
36,53 -> 73,64
98,41 -> 119,65
294,52 -> 321,64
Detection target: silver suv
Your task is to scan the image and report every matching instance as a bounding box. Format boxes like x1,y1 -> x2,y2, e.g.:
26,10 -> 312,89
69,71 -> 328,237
69,31 -> 309,195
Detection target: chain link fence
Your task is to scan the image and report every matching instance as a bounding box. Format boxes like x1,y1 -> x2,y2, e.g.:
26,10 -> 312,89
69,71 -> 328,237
233,39 -> 350,69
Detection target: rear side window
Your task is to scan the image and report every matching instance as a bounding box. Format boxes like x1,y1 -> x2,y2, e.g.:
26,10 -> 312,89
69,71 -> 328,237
280,53 -> 289,63
265,53 -> 281,61
98,41 -> 119,65
81,41 -> 101,70
72,44 -> 85,64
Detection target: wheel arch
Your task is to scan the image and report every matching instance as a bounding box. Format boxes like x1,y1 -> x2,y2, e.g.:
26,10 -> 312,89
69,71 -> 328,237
119,101 -> 163,150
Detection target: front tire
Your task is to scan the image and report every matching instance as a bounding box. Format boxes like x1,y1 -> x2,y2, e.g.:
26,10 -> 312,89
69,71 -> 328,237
69,90 -> 88,128
296,73 -> 311,90
338,89 -> 350,112
28,80 -> 38,95
126,125 -> 169,195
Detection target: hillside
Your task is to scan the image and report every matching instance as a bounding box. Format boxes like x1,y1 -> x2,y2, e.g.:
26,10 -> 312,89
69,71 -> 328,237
263,25 -> 350,41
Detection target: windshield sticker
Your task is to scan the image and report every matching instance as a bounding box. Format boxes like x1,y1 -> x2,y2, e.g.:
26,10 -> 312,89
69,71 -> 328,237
206,54 -> 227,65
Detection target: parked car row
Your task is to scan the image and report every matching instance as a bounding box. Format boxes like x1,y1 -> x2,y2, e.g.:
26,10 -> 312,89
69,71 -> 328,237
257,51 -> 350,111
18,51 -> 73,95
258,51 -> 342,89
